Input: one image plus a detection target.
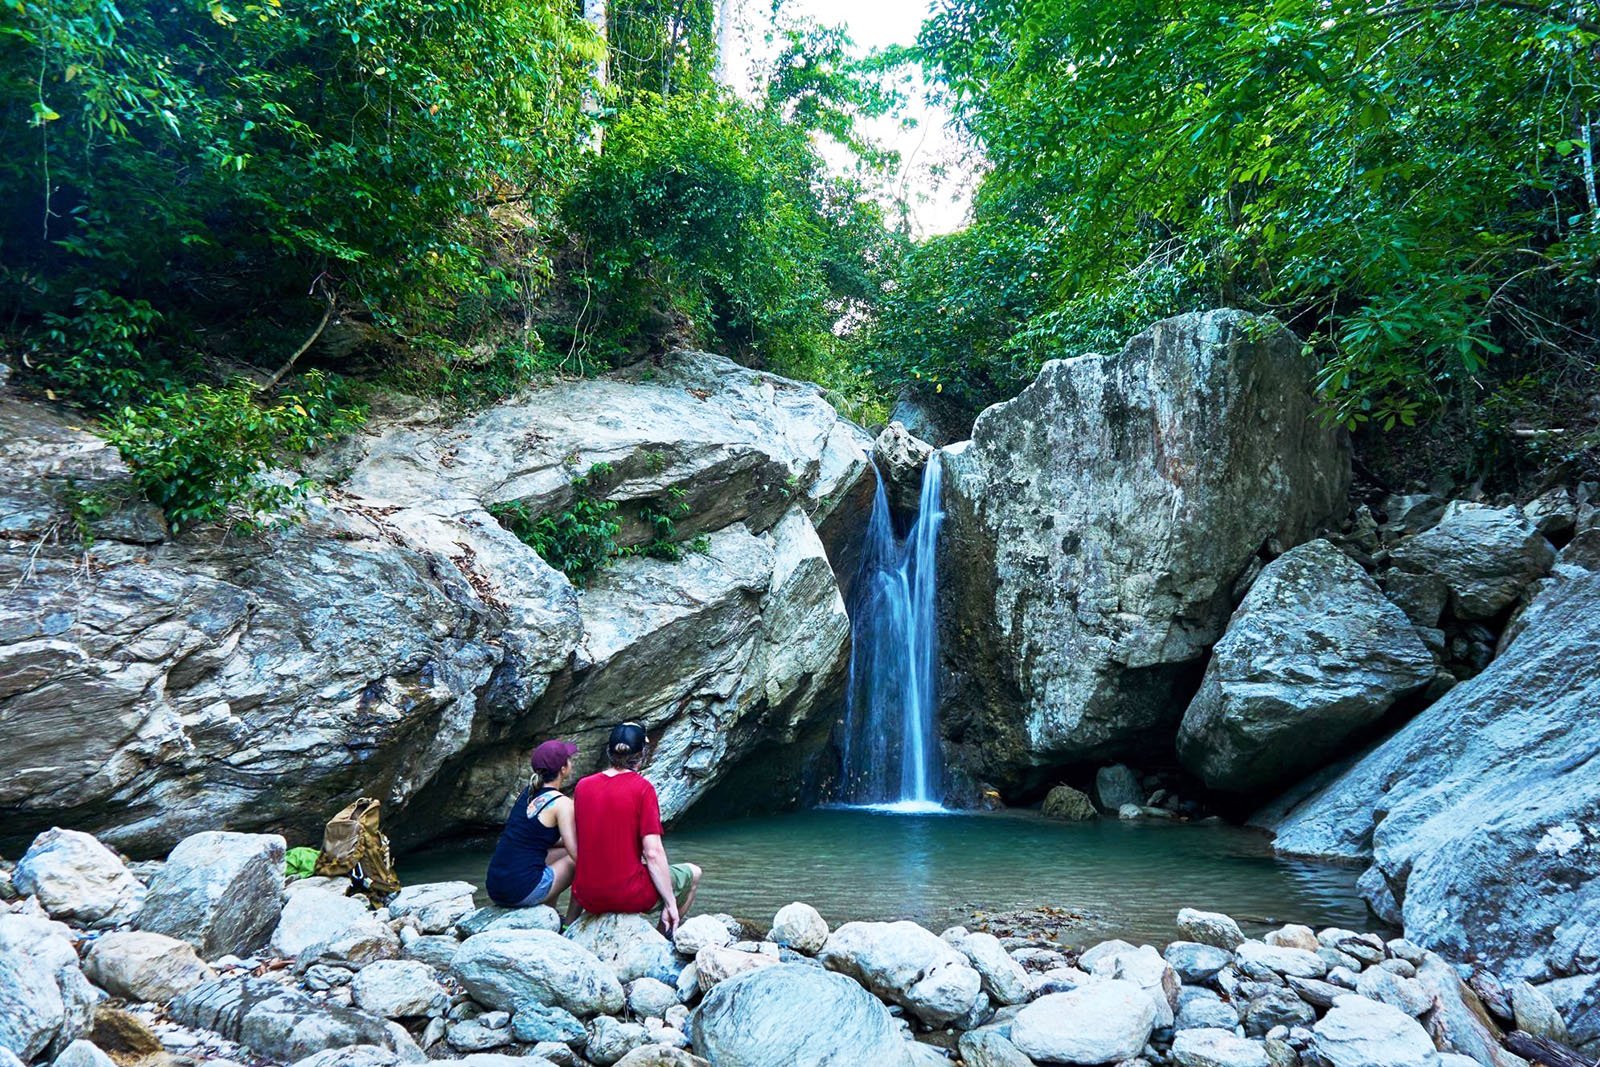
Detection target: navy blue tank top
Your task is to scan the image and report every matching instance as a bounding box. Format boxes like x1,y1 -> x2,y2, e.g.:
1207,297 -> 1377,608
484,787 -> 562,906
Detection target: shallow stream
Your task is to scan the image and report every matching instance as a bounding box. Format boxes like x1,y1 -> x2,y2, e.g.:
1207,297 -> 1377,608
405,807 -> 1373,947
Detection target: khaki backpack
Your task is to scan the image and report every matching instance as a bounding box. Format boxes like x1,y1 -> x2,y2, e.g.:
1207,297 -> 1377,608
313,796 -> 401,901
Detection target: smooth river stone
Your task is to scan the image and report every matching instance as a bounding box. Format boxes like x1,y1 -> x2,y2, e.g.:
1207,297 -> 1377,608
1010,979 -> 1158,1064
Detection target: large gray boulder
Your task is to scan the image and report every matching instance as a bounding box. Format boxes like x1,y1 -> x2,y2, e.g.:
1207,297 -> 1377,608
270,885 -> 375,958
939,311 -> 1349,784
817,920 -> 983,1026
1263,567 -> 1600,1000
0,350 -> 871,851
1177,539 -> 1434,792
1388,502 -> 1555,621
452,929 -> 624,1017
136,831 -> 285,959
12,829 -> 144,926
1309,995 -> 1436,1067
0,914 -> 101,1062
691,963 -> 912,1067
872,422 -> 934,514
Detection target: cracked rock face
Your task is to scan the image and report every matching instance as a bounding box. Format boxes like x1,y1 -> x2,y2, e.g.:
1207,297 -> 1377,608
1263,562 -> 1600,1000
938,311 -> 1350,790
0,351 -> 871,852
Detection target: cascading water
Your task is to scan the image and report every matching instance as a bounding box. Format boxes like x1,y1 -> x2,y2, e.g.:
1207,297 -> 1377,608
836,453 -> 946,811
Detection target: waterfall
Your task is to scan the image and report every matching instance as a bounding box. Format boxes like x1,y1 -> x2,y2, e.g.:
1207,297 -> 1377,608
837,453 -> 946,810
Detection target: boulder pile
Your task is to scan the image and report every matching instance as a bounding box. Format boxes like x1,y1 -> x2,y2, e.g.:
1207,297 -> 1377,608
0,823 -> 1571,1067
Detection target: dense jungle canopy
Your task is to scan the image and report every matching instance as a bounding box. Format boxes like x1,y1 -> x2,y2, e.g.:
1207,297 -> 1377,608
1,0 -> 1597,527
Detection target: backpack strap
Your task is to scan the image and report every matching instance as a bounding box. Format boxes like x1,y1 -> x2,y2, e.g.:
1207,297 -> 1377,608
526,789 -> 562,819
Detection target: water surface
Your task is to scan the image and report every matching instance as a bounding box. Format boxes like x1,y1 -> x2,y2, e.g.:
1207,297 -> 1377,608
405,807 -> 1373,947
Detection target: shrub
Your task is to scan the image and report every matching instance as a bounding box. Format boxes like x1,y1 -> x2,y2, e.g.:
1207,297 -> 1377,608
103,371 -> 364,531
490,463 -> 621,585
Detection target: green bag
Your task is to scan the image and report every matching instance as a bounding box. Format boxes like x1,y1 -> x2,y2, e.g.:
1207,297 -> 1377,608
284,846 -> 320,881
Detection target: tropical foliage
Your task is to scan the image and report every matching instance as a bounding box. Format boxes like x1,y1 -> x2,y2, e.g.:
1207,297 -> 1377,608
895,0 -> 1600,435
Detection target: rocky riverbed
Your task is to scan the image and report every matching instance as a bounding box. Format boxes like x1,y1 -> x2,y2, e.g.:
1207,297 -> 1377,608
0,823 -> 1583,1067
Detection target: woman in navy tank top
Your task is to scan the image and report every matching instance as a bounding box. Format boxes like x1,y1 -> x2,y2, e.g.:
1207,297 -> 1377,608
485,739 -> 579,908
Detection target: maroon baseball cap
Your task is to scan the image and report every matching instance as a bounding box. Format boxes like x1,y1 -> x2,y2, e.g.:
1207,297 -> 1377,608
529,739 -> 578,775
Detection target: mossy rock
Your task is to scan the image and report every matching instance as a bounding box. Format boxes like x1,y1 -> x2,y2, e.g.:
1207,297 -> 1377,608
1041,785 -> 1097,822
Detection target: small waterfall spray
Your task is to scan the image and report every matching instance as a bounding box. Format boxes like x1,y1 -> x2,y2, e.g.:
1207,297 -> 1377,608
837,453 -> 946,810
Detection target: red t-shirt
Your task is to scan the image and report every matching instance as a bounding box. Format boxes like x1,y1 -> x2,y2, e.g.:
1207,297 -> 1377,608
572,770 -> 664,913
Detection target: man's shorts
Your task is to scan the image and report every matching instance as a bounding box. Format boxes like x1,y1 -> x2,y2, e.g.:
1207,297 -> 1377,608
649,862 -> 696,912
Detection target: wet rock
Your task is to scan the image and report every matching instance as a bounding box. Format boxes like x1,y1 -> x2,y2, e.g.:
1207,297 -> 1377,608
768,903 -> 828,955
692,963 -> 912,1067
0,913 -> 101,1062
452,929 -> 624,1017
1177,540 -> 1433,793
271,886 -> 374,958
1041,785 -> 1098,821
819,921 -> 983,1026
136,831 -> 284,959
388,883 -> 475,935
351,960 -> 448,1019
873,423 -> 935,515
1388,503 -> 1555,620
1011,980 -> 1158,1065
1264,570 -> 1600,981
939,310 -> 1348,784
13,830 -> 144,926
1310,995 -> 1435,1067
1178,909 -> 1247,951
83,931 -> 216,1003
1172,1028 -> 1271,1067
1094,765 -> 1145,813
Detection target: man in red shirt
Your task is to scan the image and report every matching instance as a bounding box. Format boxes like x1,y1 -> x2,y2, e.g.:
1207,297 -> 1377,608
572,721 -> 702,935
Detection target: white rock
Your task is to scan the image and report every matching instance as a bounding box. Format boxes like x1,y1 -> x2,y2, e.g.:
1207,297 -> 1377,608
627,977 -> 679,1019
692,963 -> 911,1067
387,883 -> 475,935
1087,943 -> 1181,1026
818,921 -> 983,1027
1264,925 -> 1319,953
951,931 -> 1030,1007
1011,980 -> 1158,1064
672,915 -> 732,957
0,913 -> 102,1062
351,960 -> 448,1019
1354,967 -> 1431,1016
49,1040 -> 116,1067
136,831 -> 285,958
452,929 -> 623,1017
271,887 -> 374,957
1178,909 -> 1247,950
83,930 -> 217,1003
568,913 -> 679,985
14,830 -> 144,926
586,1016 -> 651,1066
768,902 -> 828,955
289,1047 -> 401,1067
1236,941 -> 1329,979
695,946 -> 780,991
1311,994 -> 1437,1067
1171,1027 -> 1272,1067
